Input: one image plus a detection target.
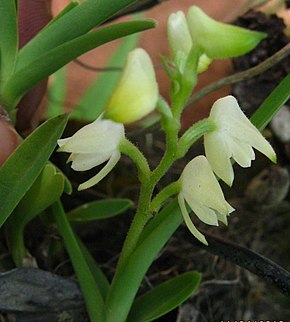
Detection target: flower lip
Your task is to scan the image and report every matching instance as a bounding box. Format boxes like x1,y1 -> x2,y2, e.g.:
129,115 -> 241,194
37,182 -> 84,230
204,95 -> 277,186
178,156 -> 234,245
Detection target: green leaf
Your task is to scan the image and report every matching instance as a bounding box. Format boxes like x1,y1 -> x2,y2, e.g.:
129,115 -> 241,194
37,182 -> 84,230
52,200 -> 106,322
128,271 -> 201,322
45,67 -> 67,118
16,0 -> 140,70
67,199 -> 133,222
6,163 -> 65,266
71,31 -> 140,121
105,199 -> 183,322
3,20 -> 156,109
251,74 -> 290,131
46,0 -> 79,27
76,236 -> 110,298
0,0 -> 18,86
0,114 -> 68,227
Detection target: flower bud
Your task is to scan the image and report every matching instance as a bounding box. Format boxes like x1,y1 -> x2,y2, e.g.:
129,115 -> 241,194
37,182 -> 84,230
104,48 -> 158,124
187,6 -> 267,59
168,11 -> 192,62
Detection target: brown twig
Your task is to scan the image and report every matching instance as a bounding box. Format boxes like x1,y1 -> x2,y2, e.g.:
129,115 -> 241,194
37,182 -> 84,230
186,41 -> 290,107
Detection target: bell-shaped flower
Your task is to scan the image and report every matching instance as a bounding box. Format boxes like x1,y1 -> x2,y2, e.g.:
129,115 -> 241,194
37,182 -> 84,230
58,118 -> 125,191
187,6 -> 267,59
178,156 -> 234,245
204,95 -> 277,186
104,48 -> 158,124
167,10 -> 211,74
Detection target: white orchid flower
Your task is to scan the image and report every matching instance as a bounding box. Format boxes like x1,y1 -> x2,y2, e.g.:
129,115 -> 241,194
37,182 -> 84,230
204,95 -> 277,186
58,118 -> 125,191
178,156 -> 234,245
104,48 -> 158,124
187,6 -> 266,59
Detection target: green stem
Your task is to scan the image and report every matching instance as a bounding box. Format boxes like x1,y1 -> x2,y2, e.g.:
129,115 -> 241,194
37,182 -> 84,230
113,51 -> 199,278
51,200 -> 106,322
151,181 -> 181,213
177,118 -> 216,158
119,138 -> 151,183
115,182 -> 154,269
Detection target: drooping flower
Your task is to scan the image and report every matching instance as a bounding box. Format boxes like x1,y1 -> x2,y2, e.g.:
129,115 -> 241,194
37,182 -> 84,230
204,95 -> 277,186
178,156 -> 234,245
104,48 -> 158,124
58,118 -> 125,191
186,6 -> 267,59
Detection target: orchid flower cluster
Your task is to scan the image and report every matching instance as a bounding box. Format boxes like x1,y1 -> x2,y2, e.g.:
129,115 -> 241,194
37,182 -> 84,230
58,6 -> 275,245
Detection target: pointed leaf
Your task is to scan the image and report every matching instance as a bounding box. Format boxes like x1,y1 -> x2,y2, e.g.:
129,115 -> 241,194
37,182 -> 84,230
16,0 -> 141,70
67,199 -> 133,222
128,271 -> 201,322
52,201 -> 106,322
0,0 -> 18,85
3,20 -> 156,109
0,114 -> 68,227
251,74 -> 290,131
76,236 -> 110,298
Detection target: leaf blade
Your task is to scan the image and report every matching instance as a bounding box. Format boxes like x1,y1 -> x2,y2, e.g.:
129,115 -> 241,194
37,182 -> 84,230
3,20 -> 156,109
16,0 -> 140,70
67,198 -> 133,222
0,0 -> 18,85
251,74 -> 290,130
0,114 -> 68,227
128,271 -> 201,322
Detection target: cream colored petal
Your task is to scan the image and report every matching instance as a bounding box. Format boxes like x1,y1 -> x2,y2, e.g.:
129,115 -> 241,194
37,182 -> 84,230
216,212 -> 228,225
210,96 -> 276,163
70,151 -> 112,171
178,194 -> 208,245
181,156 -> 231,214
58,119 -> 124,154
186,201 -> 218,226
204,132 -> 234,186
228,137 -> 255,167
78,151 -> 120,191
57,137 -> 71,148
187,6 -> 266,59
104,48 -> 158,124
168,11 -> 192,60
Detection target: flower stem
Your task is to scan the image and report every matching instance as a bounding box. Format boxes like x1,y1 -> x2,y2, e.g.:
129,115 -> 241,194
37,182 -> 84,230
151,181 -> 181,213
119,138 -> 151,183
177,118 -> 216,157
115,182 -> 154,269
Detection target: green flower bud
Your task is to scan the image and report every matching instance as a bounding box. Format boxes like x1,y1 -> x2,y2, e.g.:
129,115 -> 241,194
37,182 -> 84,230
187,6 -> 267,59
